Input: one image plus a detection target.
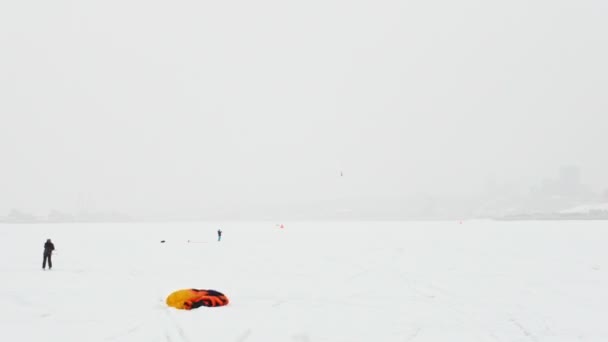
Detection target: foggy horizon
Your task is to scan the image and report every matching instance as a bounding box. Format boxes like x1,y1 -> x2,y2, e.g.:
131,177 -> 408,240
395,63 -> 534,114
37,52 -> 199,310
1,0 -> 607,220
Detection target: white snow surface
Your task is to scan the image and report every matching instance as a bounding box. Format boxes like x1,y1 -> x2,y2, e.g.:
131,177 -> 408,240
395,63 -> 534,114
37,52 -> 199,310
1,221 -> 607,342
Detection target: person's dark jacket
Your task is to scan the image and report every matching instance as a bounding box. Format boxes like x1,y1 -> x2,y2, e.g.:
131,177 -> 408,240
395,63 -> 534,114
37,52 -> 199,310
44,241 -> 55,256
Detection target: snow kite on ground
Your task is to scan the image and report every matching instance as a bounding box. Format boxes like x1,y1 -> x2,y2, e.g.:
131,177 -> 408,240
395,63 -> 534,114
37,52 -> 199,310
166,289 -> 229,309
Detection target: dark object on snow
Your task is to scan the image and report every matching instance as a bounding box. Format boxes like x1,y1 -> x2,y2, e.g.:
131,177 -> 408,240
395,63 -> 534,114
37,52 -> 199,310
217,229 -> 222,242
160,240 -> 166,243
43,239 -> 55,270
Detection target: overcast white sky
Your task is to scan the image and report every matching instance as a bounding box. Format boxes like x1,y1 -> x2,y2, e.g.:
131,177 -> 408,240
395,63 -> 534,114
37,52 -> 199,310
1,0 -> 607,217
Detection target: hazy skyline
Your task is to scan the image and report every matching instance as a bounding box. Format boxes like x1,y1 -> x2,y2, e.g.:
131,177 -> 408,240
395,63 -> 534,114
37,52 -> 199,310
1,0 -> 607,217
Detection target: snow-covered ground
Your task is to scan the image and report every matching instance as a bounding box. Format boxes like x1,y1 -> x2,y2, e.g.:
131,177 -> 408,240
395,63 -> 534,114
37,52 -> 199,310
1,220 -> 606,341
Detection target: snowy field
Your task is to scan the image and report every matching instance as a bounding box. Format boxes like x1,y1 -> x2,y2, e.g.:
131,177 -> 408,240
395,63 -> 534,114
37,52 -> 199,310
1,220 -> 606,342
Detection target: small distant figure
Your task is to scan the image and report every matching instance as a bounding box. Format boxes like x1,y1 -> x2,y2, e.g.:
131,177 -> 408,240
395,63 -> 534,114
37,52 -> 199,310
217,229 -> 222,242
42,238 -> 55,270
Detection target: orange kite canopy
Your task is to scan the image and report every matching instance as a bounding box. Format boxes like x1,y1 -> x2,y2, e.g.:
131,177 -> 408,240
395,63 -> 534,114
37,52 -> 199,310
166,289 -> 229,309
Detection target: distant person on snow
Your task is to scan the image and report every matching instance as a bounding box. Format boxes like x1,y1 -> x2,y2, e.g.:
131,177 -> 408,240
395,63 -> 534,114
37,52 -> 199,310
217,229 -> 222,242
43,239 -> 55,270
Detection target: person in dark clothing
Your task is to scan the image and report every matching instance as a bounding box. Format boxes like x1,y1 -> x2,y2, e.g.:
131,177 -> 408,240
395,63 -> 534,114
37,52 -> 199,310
43,239 -> 55,270
217,229 -> 222,242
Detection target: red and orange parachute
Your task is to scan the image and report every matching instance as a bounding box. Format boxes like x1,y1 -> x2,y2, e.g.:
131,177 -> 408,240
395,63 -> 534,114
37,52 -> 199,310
166,289 -> 229,310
